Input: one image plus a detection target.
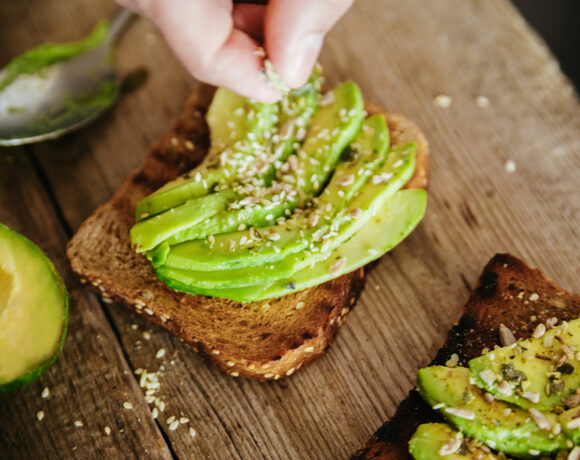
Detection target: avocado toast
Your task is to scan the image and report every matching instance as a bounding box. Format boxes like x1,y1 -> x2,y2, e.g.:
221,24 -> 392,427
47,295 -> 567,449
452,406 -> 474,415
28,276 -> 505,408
353,254 -> 580,459
67,81 -> 428,381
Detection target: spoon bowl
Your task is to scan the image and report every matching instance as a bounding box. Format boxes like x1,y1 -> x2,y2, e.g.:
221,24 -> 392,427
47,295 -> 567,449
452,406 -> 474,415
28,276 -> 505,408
0,9 -> 134,146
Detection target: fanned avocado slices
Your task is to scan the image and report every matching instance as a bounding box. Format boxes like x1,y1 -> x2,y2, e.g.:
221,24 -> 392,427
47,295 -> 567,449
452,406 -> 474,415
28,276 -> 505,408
153,143 -> 416,290
135,67 -> 322,221
0,223 -> 68,393
155,189 -> 426,302
469,318 -> 580,412
153,115 -> 392,271
416,366 -> 569,458
156,81 -> 365,246
409,423 -> 505,460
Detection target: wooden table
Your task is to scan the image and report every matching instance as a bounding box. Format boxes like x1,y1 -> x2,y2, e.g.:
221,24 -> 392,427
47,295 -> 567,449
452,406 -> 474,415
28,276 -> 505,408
1,1 -> 578,458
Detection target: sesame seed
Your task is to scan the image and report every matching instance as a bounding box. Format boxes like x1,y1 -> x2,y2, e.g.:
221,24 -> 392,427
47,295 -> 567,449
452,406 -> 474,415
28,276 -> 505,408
180,417 -> 190,424
36,410 -> 45,421
264,373 -> 274,379
156,348 -> 166,359
433,94 -> 452,108
432,403 -> 445,410
104,426 -> 112,435
211,350 -> 220,355
475,95 -> 490,108
74,420 -> 84,427
532,323 -> 546,339
438,436 -> 462,456
123,402 -> 133,410
521,391 -> 540,404
504,160 -> 516,173
296,302 -> 304,310
184,140 -> 195,150
497,380 -> 513,397
568,418 -> 580,430
568,446 -> 580,460
226,361 -> 235,367
166,416 -> 176,424
151,407 -> 159,419
189,427 -> 197,438
529,293 -> 539,301
41,387 -> 50,399
529,408 -> 551,431
142,331 -> 151,340
304,346 -> 315,353
499,323 -> 516,346
445,353 -> 459,368
144,308 -> 154,316
445,407 -> 475,420
230,371 -> 239,377
329,257 -> 347,276
169,421 -> 179,431
286,368 -> 296,376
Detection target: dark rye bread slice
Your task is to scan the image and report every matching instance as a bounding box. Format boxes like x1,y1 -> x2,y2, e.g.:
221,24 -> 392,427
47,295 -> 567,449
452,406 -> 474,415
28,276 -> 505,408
353,253 -> 580,459
67,83 -> 428,381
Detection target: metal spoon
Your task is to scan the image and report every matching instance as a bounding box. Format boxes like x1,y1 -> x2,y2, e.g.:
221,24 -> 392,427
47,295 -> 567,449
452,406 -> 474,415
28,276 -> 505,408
0,8 -> 135,146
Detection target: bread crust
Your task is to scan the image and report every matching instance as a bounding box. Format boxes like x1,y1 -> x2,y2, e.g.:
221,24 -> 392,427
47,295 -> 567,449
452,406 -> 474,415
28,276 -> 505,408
67,83 -> 429,381
352,253 -> 580,459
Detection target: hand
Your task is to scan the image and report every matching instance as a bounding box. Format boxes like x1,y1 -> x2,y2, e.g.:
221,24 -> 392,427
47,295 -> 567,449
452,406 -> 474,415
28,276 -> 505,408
116,0 -> 354,102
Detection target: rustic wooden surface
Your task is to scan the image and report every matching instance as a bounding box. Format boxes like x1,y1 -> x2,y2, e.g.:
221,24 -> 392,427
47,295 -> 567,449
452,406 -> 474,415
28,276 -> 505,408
0,0 -> 579,458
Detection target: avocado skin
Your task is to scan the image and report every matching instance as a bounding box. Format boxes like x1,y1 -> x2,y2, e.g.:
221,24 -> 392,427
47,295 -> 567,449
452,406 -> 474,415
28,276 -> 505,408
0,223 -> 68,393
469,318 -> 580,411
409,423 -> 501,460
416,366 -> 569,458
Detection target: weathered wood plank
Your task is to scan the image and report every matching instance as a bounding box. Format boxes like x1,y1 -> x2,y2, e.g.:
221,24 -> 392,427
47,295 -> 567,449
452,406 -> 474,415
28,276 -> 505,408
0,151 -> 172,458
1,0 -> 578,458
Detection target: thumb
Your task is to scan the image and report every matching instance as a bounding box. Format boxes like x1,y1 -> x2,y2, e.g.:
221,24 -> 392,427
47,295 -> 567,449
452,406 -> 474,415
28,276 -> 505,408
265,0 -> 354,88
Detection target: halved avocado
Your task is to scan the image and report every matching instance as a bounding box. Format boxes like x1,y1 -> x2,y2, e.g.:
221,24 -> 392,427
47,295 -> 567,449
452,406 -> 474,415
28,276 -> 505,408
0,223 -> 68,392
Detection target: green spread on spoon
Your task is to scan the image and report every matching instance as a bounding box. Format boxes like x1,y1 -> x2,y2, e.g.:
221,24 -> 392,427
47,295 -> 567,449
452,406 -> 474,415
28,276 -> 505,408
0,20 -> 109,92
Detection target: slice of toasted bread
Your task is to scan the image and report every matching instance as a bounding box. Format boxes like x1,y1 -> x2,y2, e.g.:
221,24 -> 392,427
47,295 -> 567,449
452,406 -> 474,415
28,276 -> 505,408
352,253 -> 580,459
67,83 -> 429,381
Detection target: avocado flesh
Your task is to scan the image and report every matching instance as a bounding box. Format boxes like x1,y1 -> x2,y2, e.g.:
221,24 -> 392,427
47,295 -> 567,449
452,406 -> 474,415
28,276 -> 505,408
156,188 -> 426,302
158,81 -> 365,246
131,189 -> 238,252
135,70 -> 321,221
416,366 -> 568,458
560,406 -> 580,444
469,318 -> 580,412
0,223 -> 68,392
409,423 -> 503,460
154,142 -> 415,289
135,89 -> 278,220
155,115 -> 391,271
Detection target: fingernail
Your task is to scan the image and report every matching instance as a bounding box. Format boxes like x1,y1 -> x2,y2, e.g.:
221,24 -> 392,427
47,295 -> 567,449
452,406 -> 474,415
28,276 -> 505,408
278,33 -> 324,88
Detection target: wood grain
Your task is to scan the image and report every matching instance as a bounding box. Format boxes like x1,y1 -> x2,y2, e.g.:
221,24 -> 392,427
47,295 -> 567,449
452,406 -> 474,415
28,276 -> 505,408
0,0 -> 579,458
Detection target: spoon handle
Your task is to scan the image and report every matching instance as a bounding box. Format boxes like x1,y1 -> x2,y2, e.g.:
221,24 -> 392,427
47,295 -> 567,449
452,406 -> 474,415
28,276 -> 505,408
106,8 -> 136,47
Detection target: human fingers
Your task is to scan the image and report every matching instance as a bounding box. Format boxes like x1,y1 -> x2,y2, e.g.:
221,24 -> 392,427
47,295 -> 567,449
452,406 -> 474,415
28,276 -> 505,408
233,4 -> 266,42
125,0 -> 280,102
265,0 -> 354,88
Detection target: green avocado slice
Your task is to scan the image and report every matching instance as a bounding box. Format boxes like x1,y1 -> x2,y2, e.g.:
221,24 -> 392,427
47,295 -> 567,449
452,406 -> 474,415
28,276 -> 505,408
154,115 -> 391,271
0,223 -> 68,393
155,188 -> 426,302
158,81 -> 365,246
135,89 -> 278,220
153,141 -> 415,289
135,69 -> 321,221
469,318 -> 580,412
409,423 -> 504,460
416,366 -> 569,458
